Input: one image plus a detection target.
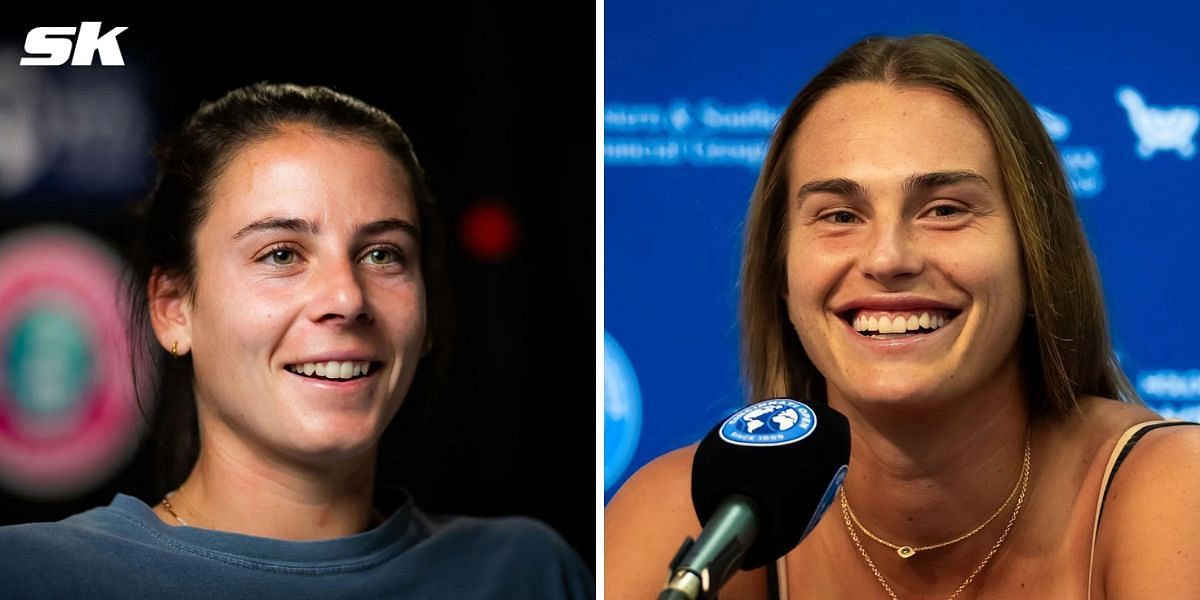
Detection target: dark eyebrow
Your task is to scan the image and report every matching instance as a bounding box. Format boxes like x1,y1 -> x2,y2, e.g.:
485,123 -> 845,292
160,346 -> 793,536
231,217 -> 421,242
901,170 -> 992,194
355,218 -> 421,242
795,170 -> 992,208
796,178 -> 867,207
231,217 -> 315,241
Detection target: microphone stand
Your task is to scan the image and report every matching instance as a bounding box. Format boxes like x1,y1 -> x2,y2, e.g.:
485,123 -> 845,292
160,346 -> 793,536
659,495 -> 759,600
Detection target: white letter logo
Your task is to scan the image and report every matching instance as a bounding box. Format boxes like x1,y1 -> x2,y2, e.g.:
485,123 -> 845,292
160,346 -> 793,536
20,22 -> 128,66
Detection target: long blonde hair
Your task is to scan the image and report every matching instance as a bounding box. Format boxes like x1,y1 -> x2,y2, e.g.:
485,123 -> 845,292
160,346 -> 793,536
740,34 -> 1136,416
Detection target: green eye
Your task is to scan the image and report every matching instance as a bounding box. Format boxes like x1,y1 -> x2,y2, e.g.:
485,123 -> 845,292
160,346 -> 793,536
272,250 -> 295,264
364,247 -> 404,266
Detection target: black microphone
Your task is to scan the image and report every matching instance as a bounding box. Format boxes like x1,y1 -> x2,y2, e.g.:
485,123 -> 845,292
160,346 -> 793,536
659,398 -> 851,600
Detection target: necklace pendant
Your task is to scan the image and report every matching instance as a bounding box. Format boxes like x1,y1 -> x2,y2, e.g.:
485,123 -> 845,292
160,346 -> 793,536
897,546 -> 915,559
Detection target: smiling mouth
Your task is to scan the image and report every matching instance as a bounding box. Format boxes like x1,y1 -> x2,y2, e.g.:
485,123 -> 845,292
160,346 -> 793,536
838,309 -> 962,338
285,361 -> 382,382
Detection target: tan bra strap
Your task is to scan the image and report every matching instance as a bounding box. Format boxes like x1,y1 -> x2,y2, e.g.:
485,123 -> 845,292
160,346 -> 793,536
1087,419 -> 1172,600
773,555 -> 789,600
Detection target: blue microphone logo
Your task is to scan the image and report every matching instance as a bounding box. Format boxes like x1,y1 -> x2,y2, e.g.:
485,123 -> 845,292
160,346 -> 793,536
719,398 -> 816,447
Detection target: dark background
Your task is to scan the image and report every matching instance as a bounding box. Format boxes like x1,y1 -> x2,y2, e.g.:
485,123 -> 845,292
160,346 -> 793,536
0,4 -> 595,569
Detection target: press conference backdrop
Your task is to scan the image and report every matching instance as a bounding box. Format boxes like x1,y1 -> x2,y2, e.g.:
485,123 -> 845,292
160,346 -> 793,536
0,7 -> 594,568
604,1 -> 1200,499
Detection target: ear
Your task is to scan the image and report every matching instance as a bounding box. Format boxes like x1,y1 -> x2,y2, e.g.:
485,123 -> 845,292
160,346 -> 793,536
421,330 -> 434,358
147,268 -> 194,357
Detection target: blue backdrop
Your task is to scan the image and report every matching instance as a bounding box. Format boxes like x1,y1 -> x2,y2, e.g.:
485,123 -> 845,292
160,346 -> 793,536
604,1 -> 1200,500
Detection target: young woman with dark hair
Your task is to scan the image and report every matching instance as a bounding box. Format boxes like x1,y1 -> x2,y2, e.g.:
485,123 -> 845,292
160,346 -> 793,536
0,82 -> 592,599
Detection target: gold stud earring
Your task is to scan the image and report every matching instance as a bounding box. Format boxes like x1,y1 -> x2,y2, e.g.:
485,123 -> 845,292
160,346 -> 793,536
170,341 -> 178,356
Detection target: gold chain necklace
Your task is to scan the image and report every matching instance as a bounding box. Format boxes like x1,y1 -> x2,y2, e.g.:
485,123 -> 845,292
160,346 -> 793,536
843,430 -> 1030,559
160,489 -> 388,530
840,428 -> 1031,600
159,490 -> 191,526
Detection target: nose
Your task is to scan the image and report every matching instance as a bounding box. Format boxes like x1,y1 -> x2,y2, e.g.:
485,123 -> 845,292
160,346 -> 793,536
307,259 -> 374,326
860,219 -> 924,286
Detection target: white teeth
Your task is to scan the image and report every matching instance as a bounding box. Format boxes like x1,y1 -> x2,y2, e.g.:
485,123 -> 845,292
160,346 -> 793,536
289,360 -> 375,379
887,317 -> 903,334
852,311 -> 954,335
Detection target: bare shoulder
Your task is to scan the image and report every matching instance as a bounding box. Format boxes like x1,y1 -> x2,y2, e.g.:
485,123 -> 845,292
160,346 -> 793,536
1090,397 -> 1200,599
606,445 -> 698,526
1030,396 -> 1157,468
1074,394 -> 1162,433
605,445 -> 770,600
605,446 -> 701,600
1049,395 -> 1163,456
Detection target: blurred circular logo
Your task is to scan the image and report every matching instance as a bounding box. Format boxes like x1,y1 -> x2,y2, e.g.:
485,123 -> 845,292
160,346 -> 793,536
719,398 -> 816,447
604,331 -> 642,491
0,226 -> 144,499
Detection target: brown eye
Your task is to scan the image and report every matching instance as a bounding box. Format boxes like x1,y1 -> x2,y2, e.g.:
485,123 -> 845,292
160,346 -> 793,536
823,211 -> 858,224
931,205 -> 961,218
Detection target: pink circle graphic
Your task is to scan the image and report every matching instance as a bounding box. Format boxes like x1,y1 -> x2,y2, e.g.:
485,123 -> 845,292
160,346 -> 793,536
0,226 -> 146,499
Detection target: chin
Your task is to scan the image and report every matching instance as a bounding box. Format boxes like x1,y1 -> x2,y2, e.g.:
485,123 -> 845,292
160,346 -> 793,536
835,378 -> 948,409
281,419 -> 383,463
285,440 -> 378,466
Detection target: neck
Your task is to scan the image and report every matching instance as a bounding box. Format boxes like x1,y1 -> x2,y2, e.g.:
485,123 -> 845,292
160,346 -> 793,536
159,419 -> 380,541
828,361 -> 1031,553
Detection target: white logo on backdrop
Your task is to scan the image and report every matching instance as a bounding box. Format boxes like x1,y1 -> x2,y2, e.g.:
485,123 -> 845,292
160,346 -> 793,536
0,45 -> 150,198
1036,106 -> 1071,141
1135,369 -> 1200,423
1138,369 -> 1200,401
605,99 -> 782,168
1116,86 -> 1198,160
1035,105 -> 1104,199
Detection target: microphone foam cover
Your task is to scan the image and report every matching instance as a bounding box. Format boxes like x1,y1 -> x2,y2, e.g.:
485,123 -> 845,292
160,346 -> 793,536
691,398 -> 850,569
